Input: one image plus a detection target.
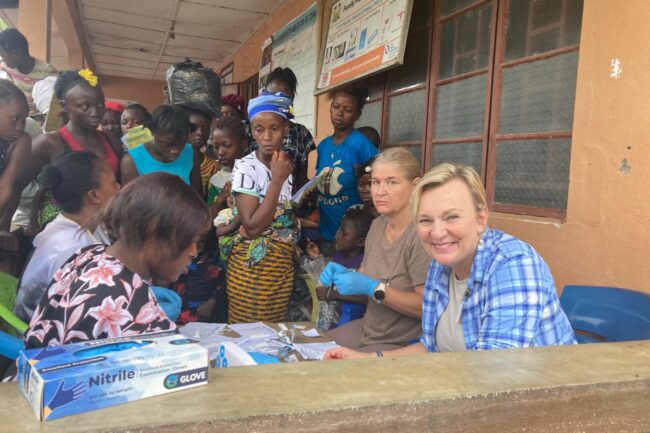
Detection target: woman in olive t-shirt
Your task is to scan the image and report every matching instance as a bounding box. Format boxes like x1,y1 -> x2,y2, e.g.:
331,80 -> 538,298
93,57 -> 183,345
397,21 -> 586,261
322,148 -> 430,352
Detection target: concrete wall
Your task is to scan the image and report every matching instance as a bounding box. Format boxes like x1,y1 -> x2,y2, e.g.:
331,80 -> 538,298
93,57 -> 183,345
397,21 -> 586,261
2,341 -> 650,432
222,0 -> 650,295
100,75 -> 165,112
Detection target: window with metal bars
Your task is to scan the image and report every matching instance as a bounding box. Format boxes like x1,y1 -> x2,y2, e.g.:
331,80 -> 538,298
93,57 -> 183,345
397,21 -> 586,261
353,0 -> 583,218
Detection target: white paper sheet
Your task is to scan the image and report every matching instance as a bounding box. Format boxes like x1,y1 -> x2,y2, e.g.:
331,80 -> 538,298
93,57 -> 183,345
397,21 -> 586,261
301,328 -> 321,338
293,342 -> 340,360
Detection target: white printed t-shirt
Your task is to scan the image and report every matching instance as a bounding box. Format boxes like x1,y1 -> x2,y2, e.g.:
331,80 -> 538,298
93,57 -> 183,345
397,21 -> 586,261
231,152 -> 293,204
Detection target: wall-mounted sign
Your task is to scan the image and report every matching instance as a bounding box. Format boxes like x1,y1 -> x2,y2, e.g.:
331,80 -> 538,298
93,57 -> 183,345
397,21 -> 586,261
316,0 -> 413,94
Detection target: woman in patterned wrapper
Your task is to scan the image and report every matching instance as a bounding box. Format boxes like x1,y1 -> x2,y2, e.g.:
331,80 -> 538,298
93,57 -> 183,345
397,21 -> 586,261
225,91 -> 297,323
315,84 -> 378,256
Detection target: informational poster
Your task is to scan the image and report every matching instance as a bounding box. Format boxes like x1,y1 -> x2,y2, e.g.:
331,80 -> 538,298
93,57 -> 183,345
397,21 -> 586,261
271,3 -> 319,134
316,0 -> 413,94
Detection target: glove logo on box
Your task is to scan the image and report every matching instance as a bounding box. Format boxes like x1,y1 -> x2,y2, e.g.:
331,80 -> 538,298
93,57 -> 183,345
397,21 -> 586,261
164,368 -> 208,389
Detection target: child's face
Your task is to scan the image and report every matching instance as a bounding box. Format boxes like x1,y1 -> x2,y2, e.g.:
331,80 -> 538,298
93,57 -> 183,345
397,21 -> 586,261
189,112 -> 211,150
121,108 -> 145,135
0,96 -> 28,141
152,131 -> 186,162
335,218 -> 362,253
226,194 -> 235,208
101,110 -> 121,133
357,173 -> 372,204
213,128 -> 244,168
251,112 -> 287,158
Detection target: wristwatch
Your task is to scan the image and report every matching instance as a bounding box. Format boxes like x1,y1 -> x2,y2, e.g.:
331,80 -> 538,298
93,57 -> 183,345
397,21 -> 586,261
373,279 -> 388,302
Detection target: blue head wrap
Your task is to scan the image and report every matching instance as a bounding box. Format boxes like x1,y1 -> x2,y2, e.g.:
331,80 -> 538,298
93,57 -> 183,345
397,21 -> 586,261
247,90 -> 294,121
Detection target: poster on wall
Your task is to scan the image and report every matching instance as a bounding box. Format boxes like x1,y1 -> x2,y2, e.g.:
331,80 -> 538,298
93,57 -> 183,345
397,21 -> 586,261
316,0 -> 414,94
271,2 -> 319,134
259,37 -> 273,92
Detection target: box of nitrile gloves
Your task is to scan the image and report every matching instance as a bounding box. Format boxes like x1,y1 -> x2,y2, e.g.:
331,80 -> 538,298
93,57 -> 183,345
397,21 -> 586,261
17,331 -> 209,421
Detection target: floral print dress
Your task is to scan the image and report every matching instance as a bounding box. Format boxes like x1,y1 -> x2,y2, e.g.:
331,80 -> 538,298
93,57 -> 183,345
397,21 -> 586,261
25,245 -> 176,350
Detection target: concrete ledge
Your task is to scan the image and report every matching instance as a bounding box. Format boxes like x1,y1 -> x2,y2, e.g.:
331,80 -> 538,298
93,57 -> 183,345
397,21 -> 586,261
1,341 -> 649,432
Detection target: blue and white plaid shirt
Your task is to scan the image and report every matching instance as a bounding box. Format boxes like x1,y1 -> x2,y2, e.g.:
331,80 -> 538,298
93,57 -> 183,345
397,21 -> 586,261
420,227 -> 576,352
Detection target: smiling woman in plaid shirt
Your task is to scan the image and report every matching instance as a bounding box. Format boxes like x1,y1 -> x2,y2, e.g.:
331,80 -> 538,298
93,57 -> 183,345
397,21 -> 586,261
324,163 -> 575,360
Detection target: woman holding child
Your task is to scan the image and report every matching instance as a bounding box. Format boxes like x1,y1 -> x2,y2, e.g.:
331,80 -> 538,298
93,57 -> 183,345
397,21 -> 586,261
321,148 -> 431,352
324,163 -> 576,359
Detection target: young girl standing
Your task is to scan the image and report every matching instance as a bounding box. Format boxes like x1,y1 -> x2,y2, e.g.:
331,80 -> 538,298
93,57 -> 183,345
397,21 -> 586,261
206,115 -> 247,214
120,104 -> 202,195
316,85 -> 378,255
226,92 -> 296,323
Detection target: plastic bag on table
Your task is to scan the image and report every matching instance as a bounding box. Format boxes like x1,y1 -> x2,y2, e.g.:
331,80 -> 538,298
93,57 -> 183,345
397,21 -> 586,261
299,255 -> 339,331
166,58 -> 221,117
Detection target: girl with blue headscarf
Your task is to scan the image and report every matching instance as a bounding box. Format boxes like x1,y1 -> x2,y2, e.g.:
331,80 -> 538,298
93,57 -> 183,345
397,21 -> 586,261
225,91 -> 298,323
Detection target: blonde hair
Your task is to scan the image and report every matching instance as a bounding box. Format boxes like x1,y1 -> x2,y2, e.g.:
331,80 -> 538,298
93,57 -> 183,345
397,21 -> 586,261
411,163 -> 487,218
372,147 -> 421,180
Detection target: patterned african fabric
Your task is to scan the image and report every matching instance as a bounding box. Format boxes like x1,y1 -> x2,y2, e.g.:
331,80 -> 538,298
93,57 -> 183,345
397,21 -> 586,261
226,239 -> 294,323
24,244 -> 176,350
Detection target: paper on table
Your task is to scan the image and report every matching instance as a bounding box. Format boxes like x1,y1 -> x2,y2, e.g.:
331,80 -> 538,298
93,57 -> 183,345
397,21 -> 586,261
301,328 -> 321,338
293,342 -> 340,360
229,322 -> 277,340
180,322 -> 227,340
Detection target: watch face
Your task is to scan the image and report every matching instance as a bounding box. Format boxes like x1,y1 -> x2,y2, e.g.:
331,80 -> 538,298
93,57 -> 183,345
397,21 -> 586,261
374,289 -> 386,301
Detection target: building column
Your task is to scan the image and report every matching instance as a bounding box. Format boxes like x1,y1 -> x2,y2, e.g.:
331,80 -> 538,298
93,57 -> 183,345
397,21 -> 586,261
18,0 -> 52,62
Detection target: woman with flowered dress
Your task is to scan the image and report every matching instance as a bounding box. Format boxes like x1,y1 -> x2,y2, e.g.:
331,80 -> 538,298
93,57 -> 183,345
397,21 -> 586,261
24,172 -> 210,349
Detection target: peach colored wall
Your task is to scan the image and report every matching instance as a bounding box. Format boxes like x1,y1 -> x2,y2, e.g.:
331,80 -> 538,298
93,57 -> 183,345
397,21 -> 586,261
221,0 -> 317,84
100,75 -> 165,112
225,0 -> 650,295
219,0 -> 326,174
489,0 -> 650,294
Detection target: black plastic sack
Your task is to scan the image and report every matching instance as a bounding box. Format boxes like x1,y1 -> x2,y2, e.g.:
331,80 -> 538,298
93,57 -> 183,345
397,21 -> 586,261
166,58 -> 221,117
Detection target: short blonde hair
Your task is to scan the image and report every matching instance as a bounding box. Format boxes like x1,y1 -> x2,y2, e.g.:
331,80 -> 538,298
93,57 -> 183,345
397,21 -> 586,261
372,147 -> 421,180
411,163 -> 487,218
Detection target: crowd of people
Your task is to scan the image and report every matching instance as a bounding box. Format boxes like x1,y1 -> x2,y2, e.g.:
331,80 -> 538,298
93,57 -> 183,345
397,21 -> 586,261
0,26 -> 578,379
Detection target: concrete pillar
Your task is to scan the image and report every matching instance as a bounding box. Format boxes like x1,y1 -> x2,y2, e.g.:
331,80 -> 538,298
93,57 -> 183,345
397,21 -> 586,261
17,0 -> 52,62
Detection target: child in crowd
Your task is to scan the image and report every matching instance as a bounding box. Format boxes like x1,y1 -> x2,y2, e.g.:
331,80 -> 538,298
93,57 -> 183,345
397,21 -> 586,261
120,104 -> 202,194
0,79 -> 30,252
316,85 -> 378,255
214,192 -> 240,258
316,207 -> 373,328
207,116 -> 247,215
101,101 -> 125,142
354,156 -> 379,218
182,105 -> 216,196
120,103 -> 152,136
357,126 -> 380,148
171,229 -> 227,325
221,94 -> 246,120
226,91 -> 297,323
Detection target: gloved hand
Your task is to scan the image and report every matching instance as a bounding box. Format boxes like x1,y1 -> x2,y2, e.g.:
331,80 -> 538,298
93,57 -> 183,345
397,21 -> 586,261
332,271 -> 379,297
320,262 -> 379,297
319,262 -> 348,286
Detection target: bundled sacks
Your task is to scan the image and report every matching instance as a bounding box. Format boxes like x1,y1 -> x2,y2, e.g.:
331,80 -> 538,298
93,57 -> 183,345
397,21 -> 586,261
166,58 -> 221,116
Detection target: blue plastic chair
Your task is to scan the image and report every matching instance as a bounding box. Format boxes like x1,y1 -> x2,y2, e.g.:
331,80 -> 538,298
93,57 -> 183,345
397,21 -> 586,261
560,285 -> 650,343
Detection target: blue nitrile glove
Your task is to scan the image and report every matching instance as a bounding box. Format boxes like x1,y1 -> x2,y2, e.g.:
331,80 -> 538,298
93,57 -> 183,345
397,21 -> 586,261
332,271 -> 379,297
319,262 -> 348,286
151,286 -> 182,322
